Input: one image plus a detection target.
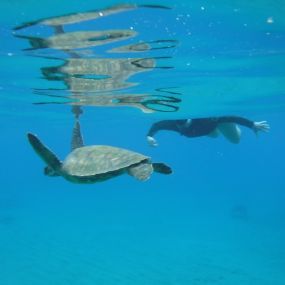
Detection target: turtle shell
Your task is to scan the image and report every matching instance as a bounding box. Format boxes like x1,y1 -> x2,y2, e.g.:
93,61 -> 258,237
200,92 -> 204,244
61,145 -> 149,177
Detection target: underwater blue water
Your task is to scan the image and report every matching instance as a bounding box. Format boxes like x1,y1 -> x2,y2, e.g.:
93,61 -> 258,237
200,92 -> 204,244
1,1 -> 285,284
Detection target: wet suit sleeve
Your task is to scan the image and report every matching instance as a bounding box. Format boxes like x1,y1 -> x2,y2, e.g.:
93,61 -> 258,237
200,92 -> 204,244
217,116 -> 254,129
147,120 -> 186,137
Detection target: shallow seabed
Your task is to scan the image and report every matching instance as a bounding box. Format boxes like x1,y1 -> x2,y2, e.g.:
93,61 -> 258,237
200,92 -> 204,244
1,0 -> 285,284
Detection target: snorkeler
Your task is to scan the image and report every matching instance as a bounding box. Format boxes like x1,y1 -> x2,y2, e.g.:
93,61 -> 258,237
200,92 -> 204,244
147,116 -> 270,146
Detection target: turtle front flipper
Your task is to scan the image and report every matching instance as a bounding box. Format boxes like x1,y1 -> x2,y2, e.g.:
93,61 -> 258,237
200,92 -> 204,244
27,133 -> 62,174
128,162 -> 153,181
71,120 -> 84,151
152,163 -> 172,174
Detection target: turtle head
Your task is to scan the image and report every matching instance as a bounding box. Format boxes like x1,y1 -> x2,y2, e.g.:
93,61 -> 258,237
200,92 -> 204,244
44,166 -> 60,177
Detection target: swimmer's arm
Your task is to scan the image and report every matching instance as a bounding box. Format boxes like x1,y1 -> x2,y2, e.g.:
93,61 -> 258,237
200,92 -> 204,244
217,116 -> 270,133
252,121 -> 270,133
146,120 -> 184,146
217,116 -> 254,128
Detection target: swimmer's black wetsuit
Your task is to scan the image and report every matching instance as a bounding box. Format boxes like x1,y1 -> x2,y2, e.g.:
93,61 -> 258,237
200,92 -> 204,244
147,116 -> 255,138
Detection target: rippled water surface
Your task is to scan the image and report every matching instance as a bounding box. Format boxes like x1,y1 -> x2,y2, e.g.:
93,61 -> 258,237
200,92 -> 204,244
1,1 -> 285,284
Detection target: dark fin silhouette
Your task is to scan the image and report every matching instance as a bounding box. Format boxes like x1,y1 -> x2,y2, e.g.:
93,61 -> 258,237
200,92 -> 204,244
71,120 -> 84,151
27,133 -> 61,172
13,20 -> 40,31
44,166 -> 60,177
54,25 -> 64,34
139,5 -> 171,9
14,34 -> 47,50
152,163 -> 172,174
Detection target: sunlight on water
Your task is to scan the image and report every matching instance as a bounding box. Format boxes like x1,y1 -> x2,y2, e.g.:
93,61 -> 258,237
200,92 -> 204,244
1,1 -> 285,285
1,1 -> 284,119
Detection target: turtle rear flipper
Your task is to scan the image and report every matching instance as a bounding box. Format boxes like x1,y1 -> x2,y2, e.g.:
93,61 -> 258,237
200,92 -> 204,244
128,163 -> 153,181
153,163 -> 172,174
71,120 -> 84,151
44,166 -> 60,177
27,133 -> 62,174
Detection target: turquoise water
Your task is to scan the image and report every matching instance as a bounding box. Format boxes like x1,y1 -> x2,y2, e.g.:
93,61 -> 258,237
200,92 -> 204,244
1,1 -> 285,284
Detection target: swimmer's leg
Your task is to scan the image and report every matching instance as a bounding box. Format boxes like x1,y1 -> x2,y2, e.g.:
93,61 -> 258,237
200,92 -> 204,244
207,128 -> 220,138
217,123 -> 241,144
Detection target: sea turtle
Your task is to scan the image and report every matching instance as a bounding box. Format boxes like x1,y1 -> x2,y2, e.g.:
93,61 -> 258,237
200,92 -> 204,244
27,121 -> 172,184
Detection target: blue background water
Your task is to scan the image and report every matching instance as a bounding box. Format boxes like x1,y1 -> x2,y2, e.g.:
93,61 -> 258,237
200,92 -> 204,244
1,1 -> 285,284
